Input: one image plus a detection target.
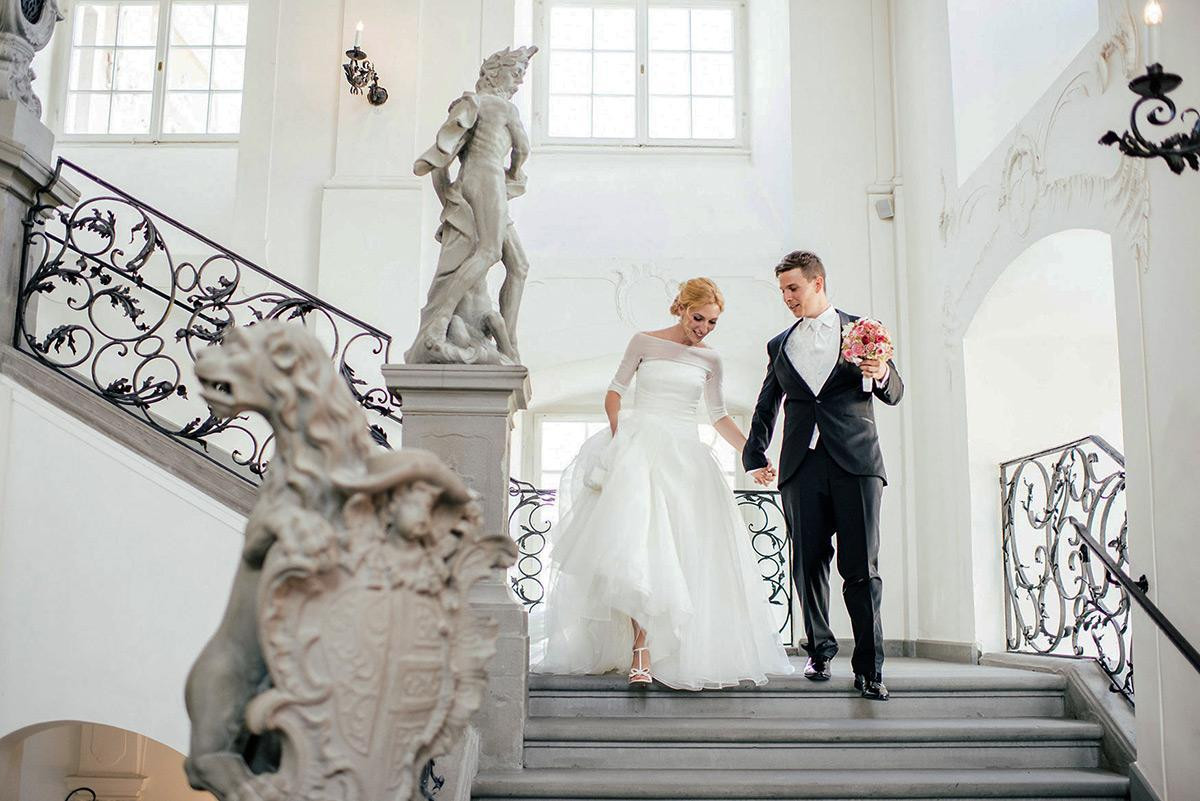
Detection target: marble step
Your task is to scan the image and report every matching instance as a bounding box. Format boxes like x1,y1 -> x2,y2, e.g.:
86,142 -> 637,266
529,669 -> 1068,720
473,767 -> 1128,800
522,716 -> 1103,770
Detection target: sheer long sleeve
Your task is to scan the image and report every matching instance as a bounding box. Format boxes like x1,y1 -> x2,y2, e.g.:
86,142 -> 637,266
703,353 -> 729,423
608,336 -> 643,396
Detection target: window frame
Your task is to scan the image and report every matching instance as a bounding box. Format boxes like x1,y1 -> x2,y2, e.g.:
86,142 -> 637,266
50,0 -> 248,144
531,0 -> 749,151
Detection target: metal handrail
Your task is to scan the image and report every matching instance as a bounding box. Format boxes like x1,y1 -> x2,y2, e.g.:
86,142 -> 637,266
1067,516 -> 1200,677
28,158 -> 391,339
13,158 -> 402,481
1001,434 -> 1199,704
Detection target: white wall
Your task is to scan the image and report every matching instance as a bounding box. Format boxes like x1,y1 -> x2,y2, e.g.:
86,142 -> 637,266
0,378 -> 244,756
946,0 -> 1100,183
963,228 -> 1122,652
1133,4 -> 1200,793
896,0 -> 1199,795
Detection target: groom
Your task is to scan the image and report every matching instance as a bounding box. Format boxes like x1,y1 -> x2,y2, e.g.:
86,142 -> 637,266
742,250 -> 904,701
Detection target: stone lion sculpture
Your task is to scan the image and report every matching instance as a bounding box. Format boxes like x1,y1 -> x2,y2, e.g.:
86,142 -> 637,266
184,321 -> 516,801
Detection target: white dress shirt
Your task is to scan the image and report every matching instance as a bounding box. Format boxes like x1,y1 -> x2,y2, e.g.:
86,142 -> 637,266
784,304 -> 840,449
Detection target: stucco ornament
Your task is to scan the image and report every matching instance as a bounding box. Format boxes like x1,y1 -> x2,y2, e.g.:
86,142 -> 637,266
406,46 -> 538,366
0,0 -> 62,116
183,321 -> 516,801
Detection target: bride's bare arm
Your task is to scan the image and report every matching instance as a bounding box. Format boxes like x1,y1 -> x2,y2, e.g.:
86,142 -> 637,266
605,390 -> 621,434
712,414 -> 747,452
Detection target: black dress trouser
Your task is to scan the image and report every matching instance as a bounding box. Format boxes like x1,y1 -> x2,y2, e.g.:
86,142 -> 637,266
780,439 -> 885,680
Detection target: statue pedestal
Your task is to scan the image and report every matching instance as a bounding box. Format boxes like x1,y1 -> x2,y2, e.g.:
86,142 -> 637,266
383,363 -> 530,783
0,100 -> 75,348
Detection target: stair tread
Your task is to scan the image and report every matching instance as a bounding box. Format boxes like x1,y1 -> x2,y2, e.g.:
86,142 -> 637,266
530,671 -> 1066,694
526,716 -> 1102,743
474,767 -> 1128,798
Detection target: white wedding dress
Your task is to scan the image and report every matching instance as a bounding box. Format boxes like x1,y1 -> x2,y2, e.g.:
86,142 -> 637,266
531,333 -> 794,690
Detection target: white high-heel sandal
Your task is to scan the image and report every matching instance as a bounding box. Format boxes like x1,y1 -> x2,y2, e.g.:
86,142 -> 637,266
628,646 -> 652,686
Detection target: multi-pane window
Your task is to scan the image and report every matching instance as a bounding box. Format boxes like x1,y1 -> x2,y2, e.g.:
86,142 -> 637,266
62,0 -> 249,138
536,0 -> 743,146
647,6 -> 736,140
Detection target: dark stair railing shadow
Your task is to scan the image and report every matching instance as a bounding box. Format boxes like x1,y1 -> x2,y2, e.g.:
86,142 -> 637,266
1001,435 -> 1200,705
14,158 -> 401,484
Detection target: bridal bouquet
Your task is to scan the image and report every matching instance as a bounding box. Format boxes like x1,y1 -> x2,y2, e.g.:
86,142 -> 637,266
841,318 -> 894,392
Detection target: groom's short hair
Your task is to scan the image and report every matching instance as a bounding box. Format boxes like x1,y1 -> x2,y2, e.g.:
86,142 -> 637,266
775,250 -> 825,283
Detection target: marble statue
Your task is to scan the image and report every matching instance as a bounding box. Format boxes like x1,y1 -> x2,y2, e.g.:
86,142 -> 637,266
406,46 -> 538,366
0,0 -> 62,116
183,321 -> 517,801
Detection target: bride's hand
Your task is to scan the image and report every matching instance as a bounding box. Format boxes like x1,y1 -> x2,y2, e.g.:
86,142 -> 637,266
751,462 -> 776,486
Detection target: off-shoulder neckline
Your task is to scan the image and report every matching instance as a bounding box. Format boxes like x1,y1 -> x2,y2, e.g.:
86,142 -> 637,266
637,331 -> 713,351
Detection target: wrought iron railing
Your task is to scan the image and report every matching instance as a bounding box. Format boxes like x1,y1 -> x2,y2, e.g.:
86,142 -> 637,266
14,159 -> 401,481
507,478 -> 795,644
1001,436 -> 1136,700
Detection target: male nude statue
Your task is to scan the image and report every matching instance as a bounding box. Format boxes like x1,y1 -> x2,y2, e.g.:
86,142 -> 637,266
406,46 -> 537,365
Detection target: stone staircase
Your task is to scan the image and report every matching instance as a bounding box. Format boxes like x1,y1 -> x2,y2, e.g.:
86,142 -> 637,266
473,657 -> 1129,800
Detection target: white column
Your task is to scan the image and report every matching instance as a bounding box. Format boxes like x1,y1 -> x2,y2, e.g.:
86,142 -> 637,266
1127,4 -> 1200,797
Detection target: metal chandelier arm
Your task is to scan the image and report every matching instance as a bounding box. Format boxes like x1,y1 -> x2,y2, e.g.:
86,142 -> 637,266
1101,64 -> 1200,174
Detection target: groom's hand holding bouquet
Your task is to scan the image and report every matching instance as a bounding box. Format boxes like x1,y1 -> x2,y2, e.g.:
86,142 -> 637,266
841,318 -> 894,391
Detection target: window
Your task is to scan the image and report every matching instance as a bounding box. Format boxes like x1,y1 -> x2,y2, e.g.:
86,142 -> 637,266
534,0 -> 744,147
535,415 -> 740,490
61,0 -> 249,139
539,419 -> 610,490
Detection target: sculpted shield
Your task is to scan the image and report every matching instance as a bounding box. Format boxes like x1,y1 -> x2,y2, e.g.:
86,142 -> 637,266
183,322 -> 515,801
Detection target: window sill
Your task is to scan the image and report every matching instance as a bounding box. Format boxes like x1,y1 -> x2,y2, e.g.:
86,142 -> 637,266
54,136 -> 241,147
533,143 -> 751,158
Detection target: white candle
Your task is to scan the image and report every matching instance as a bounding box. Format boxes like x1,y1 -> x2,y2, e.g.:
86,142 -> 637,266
354,20 -> 364,49
1144,0 -> 1163,66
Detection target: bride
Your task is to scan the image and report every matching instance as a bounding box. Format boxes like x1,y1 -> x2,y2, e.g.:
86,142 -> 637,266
532,278 -> 794,690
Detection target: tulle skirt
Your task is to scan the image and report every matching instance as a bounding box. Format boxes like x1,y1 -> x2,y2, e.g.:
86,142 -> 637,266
530,408 -> 794,690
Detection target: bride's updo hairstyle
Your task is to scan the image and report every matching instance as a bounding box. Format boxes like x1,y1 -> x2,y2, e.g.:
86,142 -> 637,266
669,277 -> 725,317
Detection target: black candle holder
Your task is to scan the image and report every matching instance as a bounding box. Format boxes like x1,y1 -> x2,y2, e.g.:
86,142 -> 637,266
1101,63 -> 1200,174
343,46 -> 388,106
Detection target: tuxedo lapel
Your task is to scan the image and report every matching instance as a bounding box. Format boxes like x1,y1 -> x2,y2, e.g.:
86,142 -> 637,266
774,320 -> 815,397
815,309 -> 852,397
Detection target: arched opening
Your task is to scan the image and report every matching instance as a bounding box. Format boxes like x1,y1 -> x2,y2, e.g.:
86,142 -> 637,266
962,229 -> 1123,652
1,721 -> 206,801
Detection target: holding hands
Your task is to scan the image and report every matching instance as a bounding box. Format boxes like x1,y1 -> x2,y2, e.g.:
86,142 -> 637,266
751,460 -> 777,486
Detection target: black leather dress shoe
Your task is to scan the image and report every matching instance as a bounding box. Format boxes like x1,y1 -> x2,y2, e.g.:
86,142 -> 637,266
854,673 -> 890,701
803,657 -> 832,681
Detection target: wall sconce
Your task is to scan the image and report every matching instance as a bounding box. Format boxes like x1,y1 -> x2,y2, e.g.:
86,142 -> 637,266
1100,1 -> 1199,174
343,21 -> 388,106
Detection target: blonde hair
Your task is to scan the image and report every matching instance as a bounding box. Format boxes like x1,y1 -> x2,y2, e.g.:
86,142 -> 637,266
669,277 -> 725,317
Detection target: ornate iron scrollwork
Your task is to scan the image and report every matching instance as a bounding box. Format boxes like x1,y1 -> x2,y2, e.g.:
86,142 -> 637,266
16,159 -> 401,482
736,490 -> 794,641
1001,436 -> 1134,702
507,478 -> 557,610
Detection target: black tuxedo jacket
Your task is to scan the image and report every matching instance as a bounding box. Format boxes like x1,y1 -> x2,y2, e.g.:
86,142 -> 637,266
742,310 -> 904,487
